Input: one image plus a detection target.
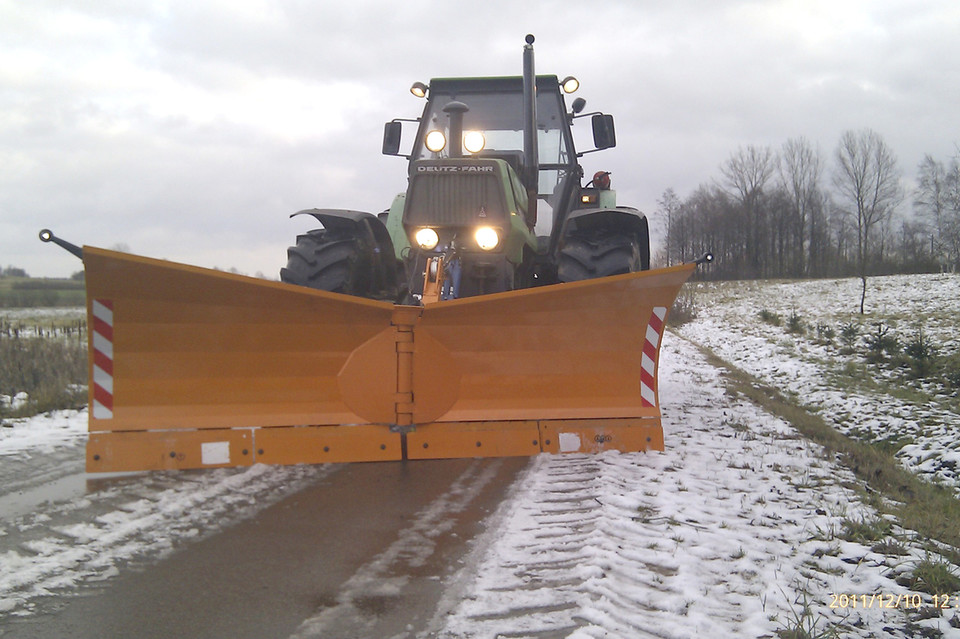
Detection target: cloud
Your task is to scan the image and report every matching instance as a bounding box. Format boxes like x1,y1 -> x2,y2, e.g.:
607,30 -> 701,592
3,0 -> 960,277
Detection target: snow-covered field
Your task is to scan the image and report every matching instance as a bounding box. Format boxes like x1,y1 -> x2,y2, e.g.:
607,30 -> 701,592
678,273 -> 960,495
2,275 -> 960,637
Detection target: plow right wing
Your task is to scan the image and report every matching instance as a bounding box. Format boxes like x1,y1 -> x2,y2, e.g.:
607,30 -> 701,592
404,265 -> 694,457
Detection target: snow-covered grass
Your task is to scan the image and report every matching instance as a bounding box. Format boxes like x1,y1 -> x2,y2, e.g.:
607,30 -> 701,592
678,273 -> 960,495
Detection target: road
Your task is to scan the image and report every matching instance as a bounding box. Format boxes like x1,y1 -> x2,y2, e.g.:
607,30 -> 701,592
0,456 -> 530,639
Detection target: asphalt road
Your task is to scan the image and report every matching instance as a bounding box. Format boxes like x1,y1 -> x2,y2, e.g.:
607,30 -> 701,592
0,457 -> 529,639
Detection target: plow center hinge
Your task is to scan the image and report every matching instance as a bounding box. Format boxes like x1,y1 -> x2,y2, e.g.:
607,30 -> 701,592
391,307 -> 421,431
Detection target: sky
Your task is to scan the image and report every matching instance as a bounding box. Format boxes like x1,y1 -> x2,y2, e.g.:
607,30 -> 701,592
2,0 -> 959,278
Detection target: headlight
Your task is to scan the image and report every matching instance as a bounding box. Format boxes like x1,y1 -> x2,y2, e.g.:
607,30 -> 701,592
410,81 -> 428,98
474,226 -> 499,251
425,130 -> 446,153
561,76 -> 580,94
463,131 -> 486,154
414,228 -> 439,250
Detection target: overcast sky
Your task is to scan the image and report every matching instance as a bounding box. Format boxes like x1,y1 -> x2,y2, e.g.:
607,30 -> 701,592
3,0 -> 959,278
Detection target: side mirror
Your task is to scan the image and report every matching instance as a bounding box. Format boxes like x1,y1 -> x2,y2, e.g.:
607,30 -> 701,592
591,114 -> 616,150
382,121 -> 402,156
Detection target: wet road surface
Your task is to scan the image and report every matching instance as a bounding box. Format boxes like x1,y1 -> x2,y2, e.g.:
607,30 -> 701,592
0,457 -> 529,639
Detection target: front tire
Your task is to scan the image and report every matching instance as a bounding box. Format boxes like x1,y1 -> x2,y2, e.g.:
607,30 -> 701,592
281,229 -> 398,299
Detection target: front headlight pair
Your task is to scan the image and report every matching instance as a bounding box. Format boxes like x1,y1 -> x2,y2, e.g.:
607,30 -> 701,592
414,226 -> 500,251
424,130 -> 486,154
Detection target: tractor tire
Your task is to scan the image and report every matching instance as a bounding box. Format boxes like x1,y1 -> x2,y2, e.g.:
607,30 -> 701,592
557,232 -> 642,282
281,229 -> 395,298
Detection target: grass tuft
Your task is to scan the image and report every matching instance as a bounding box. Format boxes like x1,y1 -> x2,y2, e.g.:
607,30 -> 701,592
903,555 -> 960,595
841,515 -> 893,543
760,308 -> 782,326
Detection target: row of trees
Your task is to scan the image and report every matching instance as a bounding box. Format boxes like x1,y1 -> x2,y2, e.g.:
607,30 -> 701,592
1,266 -> 29,278
659,129 -> 960,311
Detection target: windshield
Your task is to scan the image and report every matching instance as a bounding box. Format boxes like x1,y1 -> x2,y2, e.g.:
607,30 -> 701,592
415,79 -> 576,198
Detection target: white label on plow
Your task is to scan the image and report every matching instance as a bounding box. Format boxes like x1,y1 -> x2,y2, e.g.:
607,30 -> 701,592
201,441 -> 231,465
558,432 -> 581,453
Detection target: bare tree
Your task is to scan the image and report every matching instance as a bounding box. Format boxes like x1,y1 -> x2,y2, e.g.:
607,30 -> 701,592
917,151 -> 960,271
720,145 -> 776,277
779,137 -> 822,275
832,129 -> 903,313
914,154 -> 948,266
657,187 -> 682,266
947,155 -> 960,270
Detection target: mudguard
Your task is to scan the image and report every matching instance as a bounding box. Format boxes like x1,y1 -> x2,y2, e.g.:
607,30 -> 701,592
291,208 -> 398,265
80,246 -> 695,471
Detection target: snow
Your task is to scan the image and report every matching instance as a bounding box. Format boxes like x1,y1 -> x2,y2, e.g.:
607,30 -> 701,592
1,275 -> 959,636
427,335 -> 960,638
0,409 -> 87,457
0,422 -> 332,616
677,273 -> 960,494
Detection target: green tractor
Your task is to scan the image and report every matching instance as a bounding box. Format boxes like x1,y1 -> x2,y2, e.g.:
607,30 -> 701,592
280,35 -> 650,302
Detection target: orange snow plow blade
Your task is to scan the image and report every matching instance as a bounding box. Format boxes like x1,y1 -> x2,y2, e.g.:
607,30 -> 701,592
81,246 -> 695,472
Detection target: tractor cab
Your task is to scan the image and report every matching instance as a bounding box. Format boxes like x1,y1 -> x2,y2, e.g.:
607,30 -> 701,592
383,73 -> 616,243
382,52 -> 626,300
282,35 -> 646,305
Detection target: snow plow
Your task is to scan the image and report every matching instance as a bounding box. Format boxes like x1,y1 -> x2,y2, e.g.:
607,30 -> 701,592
40,35 -> 708,472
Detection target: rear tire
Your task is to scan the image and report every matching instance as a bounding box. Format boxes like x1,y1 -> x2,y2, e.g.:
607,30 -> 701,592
281,229 -> 397,299
557,232 -> 641,282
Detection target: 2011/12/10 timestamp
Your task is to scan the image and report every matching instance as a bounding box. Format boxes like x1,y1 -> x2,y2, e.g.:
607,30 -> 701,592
829,593 -> 959,610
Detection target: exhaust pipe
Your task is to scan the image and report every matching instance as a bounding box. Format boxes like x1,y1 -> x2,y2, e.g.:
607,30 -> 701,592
522,34 -> 538,225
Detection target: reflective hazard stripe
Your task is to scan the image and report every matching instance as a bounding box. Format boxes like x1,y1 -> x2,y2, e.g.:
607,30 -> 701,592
92,299 -> 114,419
640,306 -> 667,408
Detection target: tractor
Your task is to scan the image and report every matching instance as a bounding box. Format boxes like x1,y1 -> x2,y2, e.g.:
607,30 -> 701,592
39,35 -> 706,472
280,34 -> 649,304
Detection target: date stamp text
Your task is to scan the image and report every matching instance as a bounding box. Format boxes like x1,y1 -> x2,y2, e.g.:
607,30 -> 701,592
829,593 -> 959,610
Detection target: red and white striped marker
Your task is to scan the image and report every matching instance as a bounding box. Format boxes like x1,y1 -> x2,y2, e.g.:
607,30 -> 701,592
91,299 -> 114,420
640,306 -> 667,408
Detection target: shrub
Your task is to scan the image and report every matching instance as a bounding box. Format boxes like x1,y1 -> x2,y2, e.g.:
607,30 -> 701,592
864,322 -> 900,362
939,351 -> 960,390
668,291 -> 698,327
787,310 -> 804,335
839,321 -> 860,352
815,323 -> 835,345
760,309 -> 782,326
903,327 -> 937,379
